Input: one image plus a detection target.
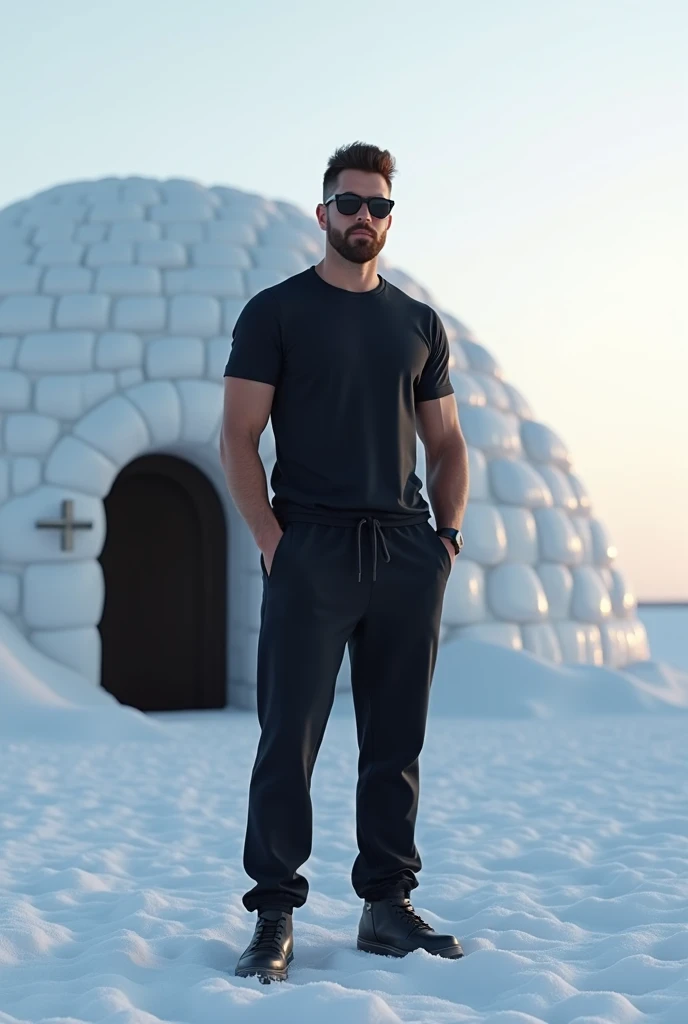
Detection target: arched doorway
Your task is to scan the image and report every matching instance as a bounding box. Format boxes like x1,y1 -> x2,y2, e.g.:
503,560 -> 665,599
98,454 -> 227,711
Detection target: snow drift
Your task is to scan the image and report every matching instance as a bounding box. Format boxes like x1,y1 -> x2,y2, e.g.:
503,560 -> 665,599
0,611 -> 166,741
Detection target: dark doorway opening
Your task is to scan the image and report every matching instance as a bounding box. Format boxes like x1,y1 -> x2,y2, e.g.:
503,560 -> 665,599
98,454 -> 227,711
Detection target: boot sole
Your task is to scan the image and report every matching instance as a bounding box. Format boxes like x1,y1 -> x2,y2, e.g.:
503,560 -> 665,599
357,937 -> 464,959
235,951 -> 294,983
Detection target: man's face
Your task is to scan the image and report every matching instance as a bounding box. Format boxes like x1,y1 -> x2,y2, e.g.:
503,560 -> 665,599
317,169 -> 392,264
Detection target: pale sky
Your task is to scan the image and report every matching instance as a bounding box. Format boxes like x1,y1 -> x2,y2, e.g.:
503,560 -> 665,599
1,0 -> 686,598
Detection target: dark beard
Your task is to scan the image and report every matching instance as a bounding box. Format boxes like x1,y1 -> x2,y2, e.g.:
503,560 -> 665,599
327,220 -> 387,264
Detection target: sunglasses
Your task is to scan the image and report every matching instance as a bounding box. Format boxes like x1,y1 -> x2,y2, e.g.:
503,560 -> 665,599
324,192 -> 395,219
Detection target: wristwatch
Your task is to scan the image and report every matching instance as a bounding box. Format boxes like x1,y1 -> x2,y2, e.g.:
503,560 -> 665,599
436,527 -> 463,555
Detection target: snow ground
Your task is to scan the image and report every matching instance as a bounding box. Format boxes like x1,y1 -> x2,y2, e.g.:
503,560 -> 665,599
1,700 -> 688,1024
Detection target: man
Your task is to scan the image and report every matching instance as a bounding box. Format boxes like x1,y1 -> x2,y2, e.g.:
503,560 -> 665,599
220,142 -> 469,983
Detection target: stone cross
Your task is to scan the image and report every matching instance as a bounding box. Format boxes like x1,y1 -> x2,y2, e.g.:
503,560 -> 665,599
35,499 -> 94,552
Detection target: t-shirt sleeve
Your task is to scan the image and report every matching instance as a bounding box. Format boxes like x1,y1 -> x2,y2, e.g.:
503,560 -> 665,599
223,291 -> 282,386
414,310 -> 455,403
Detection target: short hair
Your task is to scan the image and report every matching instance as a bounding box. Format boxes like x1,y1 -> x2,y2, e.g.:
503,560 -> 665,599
323,142 -> 396,200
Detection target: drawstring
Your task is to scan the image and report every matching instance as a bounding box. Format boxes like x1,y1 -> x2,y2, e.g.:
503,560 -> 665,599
355,517 -> 391,583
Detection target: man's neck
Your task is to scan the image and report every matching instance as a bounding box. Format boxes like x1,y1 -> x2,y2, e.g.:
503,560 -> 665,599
315,251 -> 380,293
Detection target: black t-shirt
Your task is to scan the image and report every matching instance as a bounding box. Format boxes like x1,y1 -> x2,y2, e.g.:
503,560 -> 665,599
223,266 -> 454,526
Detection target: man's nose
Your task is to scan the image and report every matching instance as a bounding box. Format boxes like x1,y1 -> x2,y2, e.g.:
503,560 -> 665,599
355,203 -> 373,223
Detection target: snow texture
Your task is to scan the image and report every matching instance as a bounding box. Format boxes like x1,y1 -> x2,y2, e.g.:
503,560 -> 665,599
0,691 -> 687,1023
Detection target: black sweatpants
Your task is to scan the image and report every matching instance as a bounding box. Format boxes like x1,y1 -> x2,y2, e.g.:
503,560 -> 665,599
241,516 -> 452,913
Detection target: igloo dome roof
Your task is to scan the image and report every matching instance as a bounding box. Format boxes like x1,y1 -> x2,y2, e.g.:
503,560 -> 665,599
0,176 -> 648,670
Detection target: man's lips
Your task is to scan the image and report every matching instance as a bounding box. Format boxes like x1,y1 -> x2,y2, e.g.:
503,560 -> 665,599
349,229 -> 375,239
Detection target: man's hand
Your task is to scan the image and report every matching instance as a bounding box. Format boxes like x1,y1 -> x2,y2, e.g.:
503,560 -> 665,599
262,526 -> 285,576
439,535 -> 456,567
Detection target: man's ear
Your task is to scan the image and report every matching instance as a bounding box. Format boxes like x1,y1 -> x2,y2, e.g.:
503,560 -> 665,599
315,203 -> 328,231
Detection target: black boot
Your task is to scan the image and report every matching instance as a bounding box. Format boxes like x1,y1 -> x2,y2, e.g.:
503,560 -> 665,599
358,894 -> 464,959
235,909 -> 294,983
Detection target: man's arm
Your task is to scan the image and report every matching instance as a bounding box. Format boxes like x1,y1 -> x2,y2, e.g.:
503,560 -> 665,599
416,394 -> 469,535
219,376 -> 284,569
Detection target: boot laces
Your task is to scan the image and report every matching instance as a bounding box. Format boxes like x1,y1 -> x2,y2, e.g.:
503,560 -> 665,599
253,914 -> 285,952
395,899 -> 431,932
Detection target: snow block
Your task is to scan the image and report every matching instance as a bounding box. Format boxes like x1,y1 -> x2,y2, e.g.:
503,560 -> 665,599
207,336 -> 232,380
0,572 -> 20,614
608,568 -> 637,618
113,297 -> 166,332
0,296 -> 54,333
570,566 -> 613,624
137,240 -> 187,267
73,394 -> 150,464
467,446 -> 489,501
89,201 -> 144,222
0,266 -> 41,295
589,518 -> 618,567
75,224 -> 107,244
0,337 -> 19,368
110,221 -> 161,242
246,268 -> 288,297
95,265 -> 161,295
448,371 -> 486,407
537,564 -> 573,620
11,457 -> 41,494
499,506 -> 538,563
4,414 -> 59,455
125,381 -> 182,447
85,241 -> 134,266
0,486 -> 105,563
533,507 -> 584,565
536,464 -> 577,509
34,242 -> 84,265
486,563 -> 549,622
18,331 -> 94,373
600,620 -> 629,668
521,420 -> 571,468
522,623 -> 563,662
55,294 -> 111,330
191,242 -> 251,268
457,622 -> 522,650
555,621 -> 588,663
223,298 -> 246,334
94,332 -> 142,370
567,471 -> 592,514
448,339 -> 469,371
23,560 -> 105,629
458,405 -> 522,457
470,371 -> 511,410
489,458 -> 554,507
571,515 -> 594,564
461,338 -> 504,378
441,559 -> 486,626
31,626 -> 101,684
169,295 -> 221,336
42,267 -> 93,294
146,337 -> 204,379
252,246 -> 309,273
207,221 -> 258,245
177,380 -> 222,444
502,381 -> 533,419
0,371 -> 30,411
45,436 -> 117,497
164,222 -> 205,244
150,202 -> 214,222
460,503 -> 507,565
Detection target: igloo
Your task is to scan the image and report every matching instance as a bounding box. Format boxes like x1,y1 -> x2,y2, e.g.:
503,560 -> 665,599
0,176 -> 650,711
